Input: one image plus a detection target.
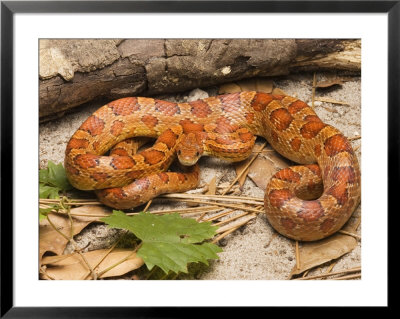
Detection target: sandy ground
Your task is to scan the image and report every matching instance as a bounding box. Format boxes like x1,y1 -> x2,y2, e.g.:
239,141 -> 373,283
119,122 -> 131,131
39,73 -> 361,280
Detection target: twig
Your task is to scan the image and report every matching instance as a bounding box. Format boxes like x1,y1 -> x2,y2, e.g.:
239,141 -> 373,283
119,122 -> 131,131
312,72 -> 317,108
294,266 -> 361,280
161,198 -> 263,214
213,211 -> 251,227
143,200 -> 152,212
96,243 -> 143,278
333,273 -> 361,280
160,193 -> 263,205
82,232 -> 128,280
46,214 -> 97,280
212,225 -> 242,244
202,209 -> 235,222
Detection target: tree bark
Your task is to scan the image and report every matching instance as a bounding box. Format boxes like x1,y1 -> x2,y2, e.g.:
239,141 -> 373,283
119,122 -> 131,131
39,39 -> 360,120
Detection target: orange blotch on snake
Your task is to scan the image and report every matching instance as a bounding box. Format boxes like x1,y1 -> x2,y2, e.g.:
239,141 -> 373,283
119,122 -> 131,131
177,173 -> 187,183
290,137 -> 302,152
179,119 -> 204,133
110,148 -> 129,157
155,100 -> 180,116
91,172 -> 109,183
110,156 -> 136,170
251,93 -> 274,111
239,131 -> 254,143
327,182 -> 349,205
324,134 -> 353,157
269,108 -> 293,131
110,120 -> 125,136
189,100 -> 212,118
304,115 -> 322,122
300,121 -> 326,139
157,172 -> 170,183
101,188 -> 126,199
156,129 -> 178,149
320,218 -> 335,232
297,201 -> 325,222
268,189 -> 294,208
141,149 -> 165,165
80,115 -> 105,136
214,136 -> 236,145
288,100 -> 308,115
74,154 -> 100,169
108,97 -> 140,116
141,114 -> 159,129
66,138 -> 89,153
274,168 -> 301,183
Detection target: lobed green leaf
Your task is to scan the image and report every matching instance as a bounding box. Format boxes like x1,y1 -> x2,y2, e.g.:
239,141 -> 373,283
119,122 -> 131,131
102,211 -> 222,274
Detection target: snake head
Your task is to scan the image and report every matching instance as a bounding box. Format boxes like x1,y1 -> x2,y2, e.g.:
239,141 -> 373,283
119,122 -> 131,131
176,132 -> 206,166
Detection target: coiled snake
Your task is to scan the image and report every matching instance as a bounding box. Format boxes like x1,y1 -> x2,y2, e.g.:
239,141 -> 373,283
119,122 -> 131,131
65,91 -> 361,241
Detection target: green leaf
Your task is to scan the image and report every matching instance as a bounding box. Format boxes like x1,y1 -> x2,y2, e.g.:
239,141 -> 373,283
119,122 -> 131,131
39,183 -> 61,199
39,206 -> 56,221
39,161 -> 73,199
102,211 -> 222,274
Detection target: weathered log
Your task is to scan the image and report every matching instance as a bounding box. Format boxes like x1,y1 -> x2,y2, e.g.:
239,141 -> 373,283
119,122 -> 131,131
39,39 -> 360,120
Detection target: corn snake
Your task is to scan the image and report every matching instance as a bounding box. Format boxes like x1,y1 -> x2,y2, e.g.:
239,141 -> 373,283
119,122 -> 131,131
65,91 -> 361,241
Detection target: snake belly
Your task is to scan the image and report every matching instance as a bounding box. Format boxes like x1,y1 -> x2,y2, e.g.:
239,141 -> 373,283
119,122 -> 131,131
65,91 -> 361,241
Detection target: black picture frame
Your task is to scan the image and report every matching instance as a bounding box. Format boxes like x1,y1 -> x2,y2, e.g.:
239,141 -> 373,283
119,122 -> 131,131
1,0 -> 396,317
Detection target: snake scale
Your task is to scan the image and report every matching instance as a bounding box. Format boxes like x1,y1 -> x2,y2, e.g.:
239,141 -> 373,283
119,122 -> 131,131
65,91 -> 361,241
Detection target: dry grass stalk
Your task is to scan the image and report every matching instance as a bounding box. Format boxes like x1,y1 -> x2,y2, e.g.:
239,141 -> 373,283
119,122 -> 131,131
202,209 -> 235,223
214,211 -> 251,227
215,214 -> 256,234
333,273 -> 361,280
294,266 -> 361,280
160,193 -> 263,205
160,197 -> 263,214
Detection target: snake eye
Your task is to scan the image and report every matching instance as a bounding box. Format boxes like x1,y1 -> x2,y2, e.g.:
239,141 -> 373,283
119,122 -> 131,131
196,151 -> 200,156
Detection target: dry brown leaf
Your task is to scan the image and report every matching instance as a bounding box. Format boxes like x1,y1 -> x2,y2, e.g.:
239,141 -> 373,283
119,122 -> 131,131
255,78 -> 274,93
247,157 -> 278,190
219,83 -> 242,94
316,79 -> 343,88
219,78 -> 273,94
289,233 -> 357,277
236,78 -> 259,91
39,205 -> 112,261
272,88 -> 288,96
206,176 -> 217,195
41,248 -> 144,280
265,151 -> 292,170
